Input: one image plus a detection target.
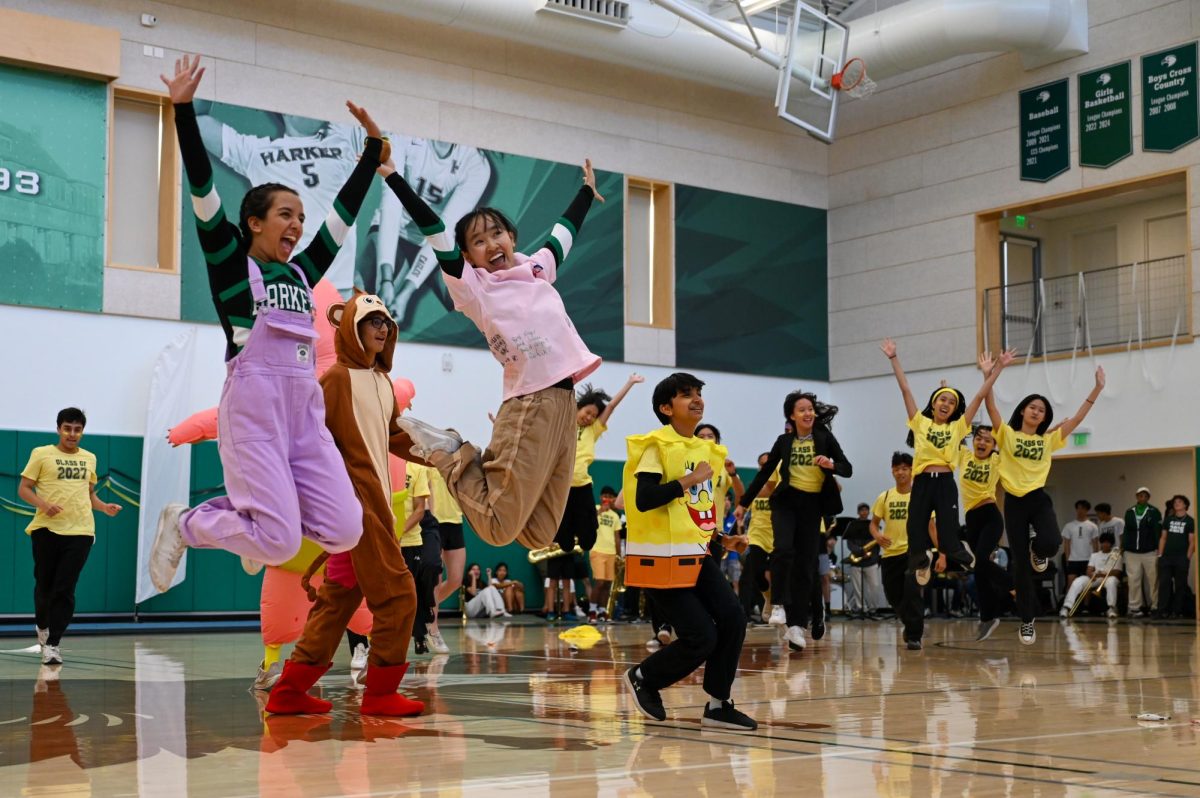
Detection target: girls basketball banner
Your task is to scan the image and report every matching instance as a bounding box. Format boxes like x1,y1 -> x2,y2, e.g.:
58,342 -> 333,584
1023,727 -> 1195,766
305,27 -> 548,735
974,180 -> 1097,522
1079,62 -> 1132,169
178,100 -> 625,362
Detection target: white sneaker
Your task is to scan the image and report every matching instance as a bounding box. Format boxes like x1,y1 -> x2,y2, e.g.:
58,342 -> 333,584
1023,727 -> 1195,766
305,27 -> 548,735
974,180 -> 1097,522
646,638 -> 661,651
36,627 -> 48,648
396,416 -> 463,461
41,645 -> 63,666
785,626 -> 806,651
914,550 -> 934,587
427,630 -> 450,654
1106,607 -> 1118,619
252,660 -> 281,691
1059,607 -> 1069,618
350,642 -> 369,671
767,606 -> 787,627
150,503 -> 189,592
240,557 -> 264,576
656,626 -> 673,645
1030,550 -> 1049,573
1019,622 -> 1036,645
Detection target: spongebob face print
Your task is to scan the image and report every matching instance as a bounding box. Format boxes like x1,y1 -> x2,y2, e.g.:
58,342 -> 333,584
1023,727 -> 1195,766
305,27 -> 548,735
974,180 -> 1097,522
681,462 -> 717,532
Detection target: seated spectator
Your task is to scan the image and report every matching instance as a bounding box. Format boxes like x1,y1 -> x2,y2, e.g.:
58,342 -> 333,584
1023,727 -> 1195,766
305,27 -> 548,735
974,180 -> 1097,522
464,563 -> 509,619
1060,532 -> 1123,618
491,562 -> 525,614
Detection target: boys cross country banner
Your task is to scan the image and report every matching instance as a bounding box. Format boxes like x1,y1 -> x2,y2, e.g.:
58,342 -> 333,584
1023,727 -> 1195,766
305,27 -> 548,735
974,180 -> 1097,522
0,63 -> 107,313
179,100 -> 624,361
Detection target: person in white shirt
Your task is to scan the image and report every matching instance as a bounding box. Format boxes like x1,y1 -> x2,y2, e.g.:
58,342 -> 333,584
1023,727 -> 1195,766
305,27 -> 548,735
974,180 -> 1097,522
1095,503 -> 1124,549
1060,532 -> 1122,618
1061,499 -> 1099,591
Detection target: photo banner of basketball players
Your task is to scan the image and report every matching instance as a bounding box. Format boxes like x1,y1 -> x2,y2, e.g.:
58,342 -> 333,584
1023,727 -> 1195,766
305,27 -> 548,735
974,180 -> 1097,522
0,62 -> 108,313
178,100 -> 625,361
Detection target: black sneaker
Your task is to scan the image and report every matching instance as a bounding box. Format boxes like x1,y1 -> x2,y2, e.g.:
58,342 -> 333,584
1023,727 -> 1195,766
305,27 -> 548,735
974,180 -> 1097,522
949,540 -> 976,571
1019,622 -> 1036,645
701,700 -> 757,731
1030,550 -> 1048,573
904,638 -> 922,651
624,668 -> 666,722
414,637 -> 429,655
811,605 -> 826,641
975,618 -> 1000,642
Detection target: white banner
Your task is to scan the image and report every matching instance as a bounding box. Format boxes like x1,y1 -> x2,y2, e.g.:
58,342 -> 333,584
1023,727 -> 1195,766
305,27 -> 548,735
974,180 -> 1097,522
136,328 -> 200,602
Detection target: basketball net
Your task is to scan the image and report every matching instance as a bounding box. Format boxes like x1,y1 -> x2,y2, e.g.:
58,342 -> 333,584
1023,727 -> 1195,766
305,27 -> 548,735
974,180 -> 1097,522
831,57 -> 877,99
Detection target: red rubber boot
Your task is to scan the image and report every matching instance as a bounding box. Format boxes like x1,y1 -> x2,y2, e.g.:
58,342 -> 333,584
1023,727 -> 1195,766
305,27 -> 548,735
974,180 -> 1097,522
264,661 -> 333,715
361,663 -> 425,717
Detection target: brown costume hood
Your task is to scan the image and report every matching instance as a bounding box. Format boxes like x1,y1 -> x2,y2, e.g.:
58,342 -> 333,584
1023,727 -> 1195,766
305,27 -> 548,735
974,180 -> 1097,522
327,291 -> 397,372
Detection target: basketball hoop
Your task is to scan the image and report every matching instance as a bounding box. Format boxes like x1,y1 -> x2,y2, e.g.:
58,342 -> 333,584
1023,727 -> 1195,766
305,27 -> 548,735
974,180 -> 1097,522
831,57 -> 877,99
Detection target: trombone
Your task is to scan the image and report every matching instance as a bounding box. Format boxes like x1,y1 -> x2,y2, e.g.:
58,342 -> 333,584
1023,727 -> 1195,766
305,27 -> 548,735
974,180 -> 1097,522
848,540 -> 879,565
528,542 -> 584,563
1068,549 -> 1122,618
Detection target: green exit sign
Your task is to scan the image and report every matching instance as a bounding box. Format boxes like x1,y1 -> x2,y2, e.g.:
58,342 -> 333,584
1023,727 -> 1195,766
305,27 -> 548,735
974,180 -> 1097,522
1073,431 -> 1090,447
1015,214 -> 1028,228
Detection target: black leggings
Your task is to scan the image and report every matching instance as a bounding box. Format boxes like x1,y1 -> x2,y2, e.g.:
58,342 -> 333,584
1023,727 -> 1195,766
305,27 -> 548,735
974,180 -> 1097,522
31,529 -> 93,647
738,544 -> 771,619
402,516 -> 443,641
880,556 -> 923,642
1004,488 -> 1059,622
907,471 -> 966,568
769,490 -> 822,627
964,503 -> 1011,622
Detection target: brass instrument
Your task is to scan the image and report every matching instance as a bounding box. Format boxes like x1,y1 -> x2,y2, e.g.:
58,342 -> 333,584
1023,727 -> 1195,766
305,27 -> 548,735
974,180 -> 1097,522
1068,549 -> 1121,618
606,555 -> 626,618
848,540 -> 880,565
527,542 -> 584,564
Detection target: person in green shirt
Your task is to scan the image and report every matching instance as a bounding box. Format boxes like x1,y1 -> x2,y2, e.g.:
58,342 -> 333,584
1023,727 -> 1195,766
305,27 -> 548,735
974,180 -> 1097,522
1157,495 -> 1196,619
1123,487 -> 1163,617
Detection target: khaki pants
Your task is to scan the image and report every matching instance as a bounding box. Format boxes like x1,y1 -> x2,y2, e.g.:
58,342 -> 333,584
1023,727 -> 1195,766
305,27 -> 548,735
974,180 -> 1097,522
432,384 -> 576,550
1124,551 -> 1159,612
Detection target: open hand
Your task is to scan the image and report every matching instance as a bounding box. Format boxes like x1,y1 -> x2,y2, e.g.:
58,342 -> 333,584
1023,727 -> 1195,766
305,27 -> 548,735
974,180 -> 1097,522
1095,365 -> 1106,391
880,338 -> 897,359
346,101 -> 383,140
978,351 -> 995,374
628,372 -> 645,385
582,158 -> 605,203
160,54 -> 205,104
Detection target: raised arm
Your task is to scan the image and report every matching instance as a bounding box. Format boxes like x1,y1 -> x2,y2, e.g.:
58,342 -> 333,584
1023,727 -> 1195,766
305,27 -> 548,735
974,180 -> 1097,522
291,101 -> 383,283
963,349 -> 1016,421
378,161 -> 463,278
880,339 -> 919,420
597,373 -> 644,426
1052,366 -> 1105,438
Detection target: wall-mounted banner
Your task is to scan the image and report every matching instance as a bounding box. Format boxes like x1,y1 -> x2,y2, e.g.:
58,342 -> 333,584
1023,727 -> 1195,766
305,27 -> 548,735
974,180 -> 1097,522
0,63 -> 107,313
1019,78 -> 1070,182
1079,61 -> 1132,168
1142,41 -> 1199,153
179,101 -> 624,362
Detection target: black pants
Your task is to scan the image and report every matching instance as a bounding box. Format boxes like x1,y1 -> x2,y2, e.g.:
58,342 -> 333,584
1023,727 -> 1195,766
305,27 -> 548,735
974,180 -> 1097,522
880,555 -> 923,642
1158,556 -> 1191,616
907,471 -> 966,569
1004,488 -> 1060,622
738,544 -> 771,620
402,516 -> 443,641
31,529 -> 93,647
554,484 -> 599,552
769,490 -> 822,627
964,504 -> 1010,622
639,556 -> 746,701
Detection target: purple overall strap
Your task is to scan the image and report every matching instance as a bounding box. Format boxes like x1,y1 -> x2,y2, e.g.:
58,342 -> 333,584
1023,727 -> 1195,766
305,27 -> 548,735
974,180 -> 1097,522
245,257 -> 314,310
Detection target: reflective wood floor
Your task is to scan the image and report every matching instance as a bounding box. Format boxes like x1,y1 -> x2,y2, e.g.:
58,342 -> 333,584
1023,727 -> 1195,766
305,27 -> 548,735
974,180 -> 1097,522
1,617 -> 1198,797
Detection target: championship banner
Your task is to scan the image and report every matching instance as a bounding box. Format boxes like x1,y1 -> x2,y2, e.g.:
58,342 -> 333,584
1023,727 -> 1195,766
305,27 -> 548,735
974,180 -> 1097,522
1019,78 -> 1070,182
1142,42 -> 1199,153
1079,62 -> 1132,168
0,62 -> 107,312
179,101 -> 624,361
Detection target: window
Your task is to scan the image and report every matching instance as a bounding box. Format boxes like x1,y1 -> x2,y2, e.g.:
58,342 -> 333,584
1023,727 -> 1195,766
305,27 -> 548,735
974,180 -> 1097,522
109,89 -> 178,271
625,177 -> 674,329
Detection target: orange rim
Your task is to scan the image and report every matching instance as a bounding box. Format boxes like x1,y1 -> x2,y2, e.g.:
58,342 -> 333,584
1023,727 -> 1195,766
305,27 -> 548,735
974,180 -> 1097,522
833,57 -> 866,91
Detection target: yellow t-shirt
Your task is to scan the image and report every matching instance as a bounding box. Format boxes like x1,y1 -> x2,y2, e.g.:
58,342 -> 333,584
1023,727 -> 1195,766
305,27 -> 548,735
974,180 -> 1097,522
907,415 -> 971,475
871,488 -> 911,558
786,437 -> 824,493
22,446 -> 98,536
746,495 -> 774,553
572,420 -> 607,487
595,506 -> 621,555
424,465 -> 463,524
994,426 -> 1067,498
399,465 -> 431,547
958,448 -> 1001,511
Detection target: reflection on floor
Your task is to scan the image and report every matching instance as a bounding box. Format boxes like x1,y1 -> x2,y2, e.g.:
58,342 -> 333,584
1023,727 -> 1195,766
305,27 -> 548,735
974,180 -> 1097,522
1,617 -> 1197,796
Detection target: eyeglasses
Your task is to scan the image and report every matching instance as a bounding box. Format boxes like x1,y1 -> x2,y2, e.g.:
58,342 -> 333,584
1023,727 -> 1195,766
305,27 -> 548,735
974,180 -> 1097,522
364,316 -> 394,330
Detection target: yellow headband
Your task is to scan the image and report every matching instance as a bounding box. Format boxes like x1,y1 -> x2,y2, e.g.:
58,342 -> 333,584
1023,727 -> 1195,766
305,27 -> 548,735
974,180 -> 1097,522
933,387 -> 958,402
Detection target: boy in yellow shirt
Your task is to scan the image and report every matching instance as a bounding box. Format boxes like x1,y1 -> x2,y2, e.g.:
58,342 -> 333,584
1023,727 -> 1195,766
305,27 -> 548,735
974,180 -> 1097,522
589,486 -> 622,621
18,408 -> 121,666
622,373 -> 755,731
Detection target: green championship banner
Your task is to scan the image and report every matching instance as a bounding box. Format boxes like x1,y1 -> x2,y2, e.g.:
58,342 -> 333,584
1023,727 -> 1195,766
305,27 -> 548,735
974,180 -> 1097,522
1142,42 -> 1199,153
1079,62 -> 1132,168
179,102 -> 623,361
0,63 -> 107,313
1020,78 -> 1070,182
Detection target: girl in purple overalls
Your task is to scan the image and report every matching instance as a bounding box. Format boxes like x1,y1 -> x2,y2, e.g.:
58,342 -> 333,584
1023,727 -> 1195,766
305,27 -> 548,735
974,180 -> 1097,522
148,55 -> 384,592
